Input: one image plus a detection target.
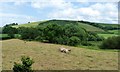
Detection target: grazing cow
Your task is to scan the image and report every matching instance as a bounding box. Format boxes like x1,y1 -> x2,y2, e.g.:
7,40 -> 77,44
59,47 -> 71,53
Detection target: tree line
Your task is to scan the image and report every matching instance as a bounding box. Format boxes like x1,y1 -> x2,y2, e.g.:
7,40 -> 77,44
2,23 -> 104,46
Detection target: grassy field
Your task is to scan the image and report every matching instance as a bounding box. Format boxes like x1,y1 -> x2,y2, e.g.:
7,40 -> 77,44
12,22 -> 40,28
12,21 -> 47,28
97,30 -> 119,39
78,23 -> 104,32
100,24 -> 120,28
0,34 -> 10,39
1,39 -> 118,70
108,30 -> 119,35
98,33 -> 118,39
0,34 -> 8,37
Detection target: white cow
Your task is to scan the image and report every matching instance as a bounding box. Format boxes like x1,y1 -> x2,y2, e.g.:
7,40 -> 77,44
59,47 -> 71,53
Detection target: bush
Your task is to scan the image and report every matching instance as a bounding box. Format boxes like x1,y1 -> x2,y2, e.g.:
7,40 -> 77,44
68,36 -> 80,46
13,56 -> 34,72
100,36 -> 120,49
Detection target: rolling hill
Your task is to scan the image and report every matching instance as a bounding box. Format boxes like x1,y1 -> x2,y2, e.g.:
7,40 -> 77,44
12,20 -> 48,28
77,22 -> 104,32
12,20 -> 106,32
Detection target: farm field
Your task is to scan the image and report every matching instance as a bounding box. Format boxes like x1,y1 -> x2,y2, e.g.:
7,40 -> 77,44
12,20 -> 48,28
100,24 -> 120,28
78,23 -> 104,32
108,30 -> 119,35
98,33 -> 118,39
0,34 -> 10,40
1,39 -> 118,70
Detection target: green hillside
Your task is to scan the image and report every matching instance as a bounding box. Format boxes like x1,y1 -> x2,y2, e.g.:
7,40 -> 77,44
77,23 -> 104,32
12,21 -> 48,28
100,24 -> 119,28
12,19 -> 120,32
13,20 -> 104,32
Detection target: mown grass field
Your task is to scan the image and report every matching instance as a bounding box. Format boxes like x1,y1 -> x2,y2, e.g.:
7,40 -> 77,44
1,39 -> 118,70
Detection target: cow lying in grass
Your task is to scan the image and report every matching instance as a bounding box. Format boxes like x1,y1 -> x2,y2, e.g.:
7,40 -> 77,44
59,47 -> 71,53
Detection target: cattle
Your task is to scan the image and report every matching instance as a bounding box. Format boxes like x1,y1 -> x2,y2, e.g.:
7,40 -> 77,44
59,47 -> 71,53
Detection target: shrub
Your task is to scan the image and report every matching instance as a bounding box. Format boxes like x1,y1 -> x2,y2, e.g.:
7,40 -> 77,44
100,36 -> 120,49
13,56 -> 34,72
68,36 -> 80,46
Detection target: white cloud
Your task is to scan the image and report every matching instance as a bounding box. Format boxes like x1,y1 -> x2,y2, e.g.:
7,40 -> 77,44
0,0 -> 119,2
0,1 -> 118,26
48,2 -> 118,24
13,1 -> 27,5
0,13 -> 39,27
78,8 -> 101,16
75,0 -> 119,2
31,0 -> 73,9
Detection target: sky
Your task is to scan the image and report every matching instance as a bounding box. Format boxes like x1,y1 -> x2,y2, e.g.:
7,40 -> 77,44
0,0 -> 119,27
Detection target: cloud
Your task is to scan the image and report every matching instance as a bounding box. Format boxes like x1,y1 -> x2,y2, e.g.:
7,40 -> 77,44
48,2 -> 118,24
31,0 -> 73,9
0,0 -> 119,2
0,13 -> 39,27
0,1 -> 118,26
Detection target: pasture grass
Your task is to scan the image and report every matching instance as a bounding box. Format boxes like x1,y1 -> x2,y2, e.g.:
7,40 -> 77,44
108,30 -> 120,35
0,34 -> 8,38
78,23 -> 104,32
1,39 -> 118,70
100,24 -> 120,28
12,21 -> 48,28
98,33 -> 118,39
